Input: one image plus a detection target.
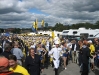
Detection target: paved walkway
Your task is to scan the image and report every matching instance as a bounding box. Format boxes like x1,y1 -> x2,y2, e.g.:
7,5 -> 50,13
41,62 -> 99,75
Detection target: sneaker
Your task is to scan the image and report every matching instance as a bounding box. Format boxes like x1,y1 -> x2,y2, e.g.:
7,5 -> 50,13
65,68 -> 67,70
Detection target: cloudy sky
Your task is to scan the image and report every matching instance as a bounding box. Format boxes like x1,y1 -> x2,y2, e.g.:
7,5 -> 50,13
0,0 -> 99,28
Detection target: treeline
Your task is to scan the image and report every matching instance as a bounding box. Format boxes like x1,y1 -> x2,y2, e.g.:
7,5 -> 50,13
40,21 -> 99,31
0,21 -> 99,33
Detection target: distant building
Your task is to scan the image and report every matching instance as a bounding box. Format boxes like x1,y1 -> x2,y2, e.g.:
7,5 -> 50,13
21,29 -> 31,33
5,28 -> 15,32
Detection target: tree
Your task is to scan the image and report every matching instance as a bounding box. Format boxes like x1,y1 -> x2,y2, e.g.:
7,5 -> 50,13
95,21 -> 99,25
54,23 -> 64,31
0,29 -> 4,33
12,28 -> 21,34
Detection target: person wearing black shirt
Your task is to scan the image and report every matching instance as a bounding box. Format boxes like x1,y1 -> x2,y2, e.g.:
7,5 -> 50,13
81,39 -> 92,75
0,44 -> 3,54
1,43 -> 12,59
25,48 -> 43,75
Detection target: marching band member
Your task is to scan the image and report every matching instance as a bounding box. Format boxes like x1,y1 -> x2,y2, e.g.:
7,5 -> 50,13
36,42 -> 47,66
50,44 -> 55,67
49,41 -> 62,75
62,42 -> 68,70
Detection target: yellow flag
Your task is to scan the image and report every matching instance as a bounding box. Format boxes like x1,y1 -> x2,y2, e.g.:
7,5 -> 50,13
41,20 -> 44,27
42,39 -> 45,44
35,19 -> 38,30
52,31 -> 55,39
33,22 -> 36,29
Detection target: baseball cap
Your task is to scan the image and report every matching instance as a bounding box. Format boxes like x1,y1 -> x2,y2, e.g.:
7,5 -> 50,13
30,45 -> 35,48
88,40 -> 92,43
55,41 -> 59,44
0,57 -> 9,68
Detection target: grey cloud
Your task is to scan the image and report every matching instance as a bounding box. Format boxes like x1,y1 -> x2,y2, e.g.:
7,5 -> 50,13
73,0 -> 99,12
0,0 -> 99,28
67,11 -> 98,20
0,8 -> 24,14
0,0 -> 26,14
40,0 -> 99,20
0,12 -> 32,21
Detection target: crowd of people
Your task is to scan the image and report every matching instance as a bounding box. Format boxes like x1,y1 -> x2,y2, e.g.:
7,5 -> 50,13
0,34 -> 99,75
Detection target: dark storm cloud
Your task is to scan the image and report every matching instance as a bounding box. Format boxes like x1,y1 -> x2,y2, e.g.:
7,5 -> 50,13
68,11 -> 97,20
0,8 -> 23,14
73,0 -> 99,12
0,0 -> 99,28
0,13 -> 31,21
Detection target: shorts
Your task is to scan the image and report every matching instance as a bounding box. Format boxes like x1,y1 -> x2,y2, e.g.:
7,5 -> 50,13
91,58 -> 94,63
63,53 -> 67,57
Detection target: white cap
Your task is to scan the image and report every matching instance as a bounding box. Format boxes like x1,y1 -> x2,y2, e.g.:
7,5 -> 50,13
88,40 -> 92,43
30,45 -> 35,48
55,41 -> 59,44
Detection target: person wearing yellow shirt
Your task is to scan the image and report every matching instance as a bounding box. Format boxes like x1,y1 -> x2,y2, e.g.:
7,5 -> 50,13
88,40 -> 95,55
88,40 -> 95,70
8,55 -> 30,75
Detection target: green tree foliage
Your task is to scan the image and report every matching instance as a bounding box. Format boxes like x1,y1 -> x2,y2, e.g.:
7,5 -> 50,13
95,21 -> 99,29
54,23 -> 65,31
12,28 -> 21,34
1,20 -> 99,32
0,29 -> 4,33
52,21 -> 98,31
95,21 -> 99,25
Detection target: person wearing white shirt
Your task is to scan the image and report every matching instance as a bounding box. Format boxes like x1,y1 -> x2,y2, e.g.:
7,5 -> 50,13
70,40 -> 77,63
49,41 -> 62,75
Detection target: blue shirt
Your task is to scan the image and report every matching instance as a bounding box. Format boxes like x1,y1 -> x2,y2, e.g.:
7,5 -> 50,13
11,48 -> 24,59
